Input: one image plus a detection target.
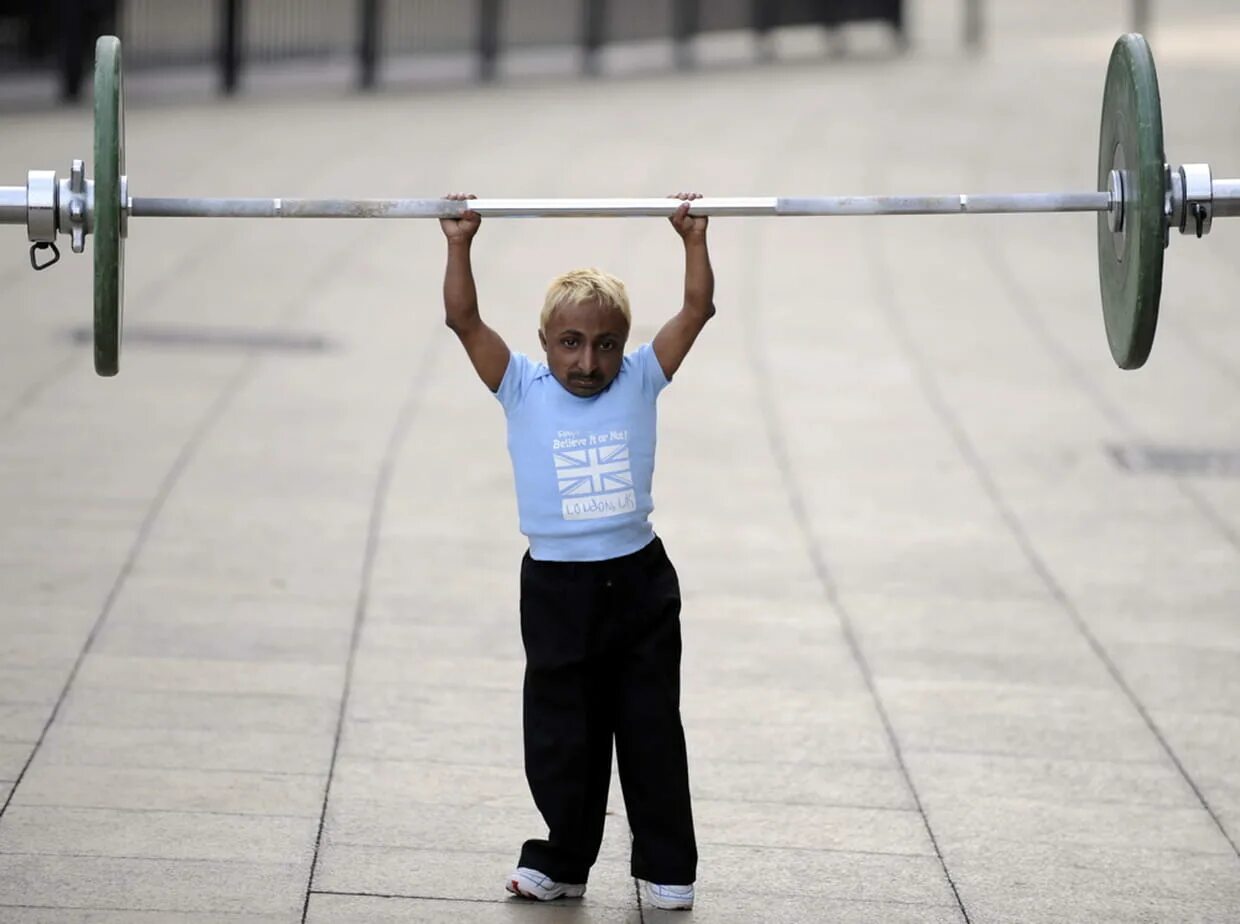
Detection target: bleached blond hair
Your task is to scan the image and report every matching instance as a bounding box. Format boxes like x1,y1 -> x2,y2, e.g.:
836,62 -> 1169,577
540,268 -> 631,333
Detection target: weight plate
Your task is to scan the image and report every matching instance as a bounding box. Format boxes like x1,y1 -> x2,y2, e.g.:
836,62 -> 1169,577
1097,33 -> 1165,370
94,35 -> 124,376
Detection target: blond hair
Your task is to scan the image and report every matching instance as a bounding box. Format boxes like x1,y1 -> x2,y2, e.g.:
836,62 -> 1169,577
540,268 -> 631,333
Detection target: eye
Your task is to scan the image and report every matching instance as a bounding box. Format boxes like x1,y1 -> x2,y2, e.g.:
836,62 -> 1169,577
599,340 -> 617,351
560,337 -> 578,348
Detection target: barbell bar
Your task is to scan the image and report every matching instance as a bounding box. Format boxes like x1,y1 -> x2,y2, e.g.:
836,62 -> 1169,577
130,192 -> 1113,219
1,34 -> 1236,377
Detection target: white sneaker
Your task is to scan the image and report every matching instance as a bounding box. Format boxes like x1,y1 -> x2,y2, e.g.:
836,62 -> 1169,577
506,867 -> 586,901
640,879 -> 695,910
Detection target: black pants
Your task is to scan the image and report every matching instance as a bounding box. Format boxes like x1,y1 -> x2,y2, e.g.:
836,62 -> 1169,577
517,537 -> 697,885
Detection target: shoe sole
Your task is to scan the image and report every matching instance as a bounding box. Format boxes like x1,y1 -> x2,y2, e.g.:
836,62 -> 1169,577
641,882 -> 694,910
506,875 -> 585,901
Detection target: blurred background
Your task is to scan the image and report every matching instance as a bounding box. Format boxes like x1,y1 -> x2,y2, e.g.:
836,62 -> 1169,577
2,0 -> 1158,104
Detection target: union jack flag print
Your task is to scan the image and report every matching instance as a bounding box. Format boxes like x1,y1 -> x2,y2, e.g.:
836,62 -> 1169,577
555,444 -> 633,497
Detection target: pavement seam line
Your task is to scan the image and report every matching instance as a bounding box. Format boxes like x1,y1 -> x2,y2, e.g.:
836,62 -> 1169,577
867,213 -> 1240,862
739,222 -> 973,924
0,230 -> 374,829
0,902 -> 280,918
0,357 -> 256,823
299,332 -> 442,923
961,233 -> 1240,862
311,888 -> 576,905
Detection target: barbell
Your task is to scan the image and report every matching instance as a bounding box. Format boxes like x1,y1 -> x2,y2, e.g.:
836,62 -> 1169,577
2,34 -> 1237,377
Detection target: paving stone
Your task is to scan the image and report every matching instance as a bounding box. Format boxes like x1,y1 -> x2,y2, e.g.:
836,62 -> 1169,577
127,553 -> 362,602
684,686 -> 890,728
339,717 -> 522,766
693,799 -> 932,856
677,594 -> 841,636
358,619 -> 520,659
119,574 -> 358,611
653,892 -> 962,924
700,843 -> 953,906
73,654 -> 346,698
1,910 -> 290,923
329,756 -> 529,809
840,593 -> 1110,685
345,682 -> 520,726
866,646 -> 1110,688
0,667 -> 71,705
56,687 -> 340,735
307,892 -> 641,923
1147,709 -> 1240,840
0,527 -> 138,575
0,562 -> 124,611
687,717 -> 894,764
323,800 -> 543,854
10,764 -> 326,817
880,679 -> 1168,763
947,850 -> 1240,924
350,651 -> 524,690
314,843 -> 636,908
0,601 -> 100,631
0,854 -> 307,916
691,630 -> 840,680
926,793 -> 1234,856
1085,604 -> 1240,652
1108,643 -> 1240,714
0,704 -> 50,742
38,723 -> 336,775
690,755 -> 912,810
906,750 -> 1197,809
0,741 -> 32,781
0,804 -> 318,864
364,587 -> 520,627
91,606 -> 355,664
0,629 -> 90,670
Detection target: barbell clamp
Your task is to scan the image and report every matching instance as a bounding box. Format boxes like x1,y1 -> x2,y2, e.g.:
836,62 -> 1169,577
29,241 -> 60,270
1168,163 -> 1214,238
61,159 -> 94,254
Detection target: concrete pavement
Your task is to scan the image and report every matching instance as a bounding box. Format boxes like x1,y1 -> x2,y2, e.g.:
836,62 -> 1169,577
1,1 -> 1239,920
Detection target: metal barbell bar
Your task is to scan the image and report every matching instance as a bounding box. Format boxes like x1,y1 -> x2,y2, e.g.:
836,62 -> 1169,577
1,189 -> 1116,223
8,186 -> 1237,221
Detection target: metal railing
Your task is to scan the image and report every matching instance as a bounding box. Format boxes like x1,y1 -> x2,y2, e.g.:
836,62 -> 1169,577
0,0 -> 1157,100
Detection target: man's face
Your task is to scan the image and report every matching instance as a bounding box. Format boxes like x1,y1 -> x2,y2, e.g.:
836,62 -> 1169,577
539,299 -> 629,398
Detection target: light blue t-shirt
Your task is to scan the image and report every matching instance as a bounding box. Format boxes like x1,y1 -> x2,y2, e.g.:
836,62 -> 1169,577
496,344 -> 669,562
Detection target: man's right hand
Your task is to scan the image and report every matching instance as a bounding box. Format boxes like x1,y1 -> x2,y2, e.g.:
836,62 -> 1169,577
439,192 -> 481,244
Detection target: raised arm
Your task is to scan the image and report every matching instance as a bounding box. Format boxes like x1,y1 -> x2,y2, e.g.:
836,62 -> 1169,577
652,192 -> 716,381
440,193 -> 511,392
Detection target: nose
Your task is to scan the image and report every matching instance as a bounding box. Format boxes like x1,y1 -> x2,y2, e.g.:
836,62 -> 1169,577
579,345 -> 598,374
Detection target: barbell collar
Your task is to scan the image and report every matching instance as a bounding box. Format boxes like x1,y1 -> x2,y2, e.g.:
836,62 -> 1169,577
26,170 -> 57,243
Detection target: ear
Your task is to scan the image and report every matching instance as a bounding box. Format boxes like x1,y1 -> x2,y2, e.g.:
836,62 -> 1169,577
538,329 -> 547,351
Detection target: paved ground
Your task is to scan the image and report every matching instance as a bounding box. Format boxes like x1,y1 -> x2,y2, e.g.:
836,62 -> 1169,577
2,1 -> 1240,921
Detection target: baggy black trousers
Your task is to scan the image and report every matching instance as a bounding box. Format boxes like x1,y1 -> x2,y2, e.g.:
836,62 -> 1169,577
517,537 -> 697,885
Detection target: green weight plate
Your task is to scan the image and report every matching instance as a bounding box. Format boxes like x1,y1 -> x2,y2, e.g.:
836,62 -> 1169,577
94,35 -> 124,377
1097,33 -> 1165,370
